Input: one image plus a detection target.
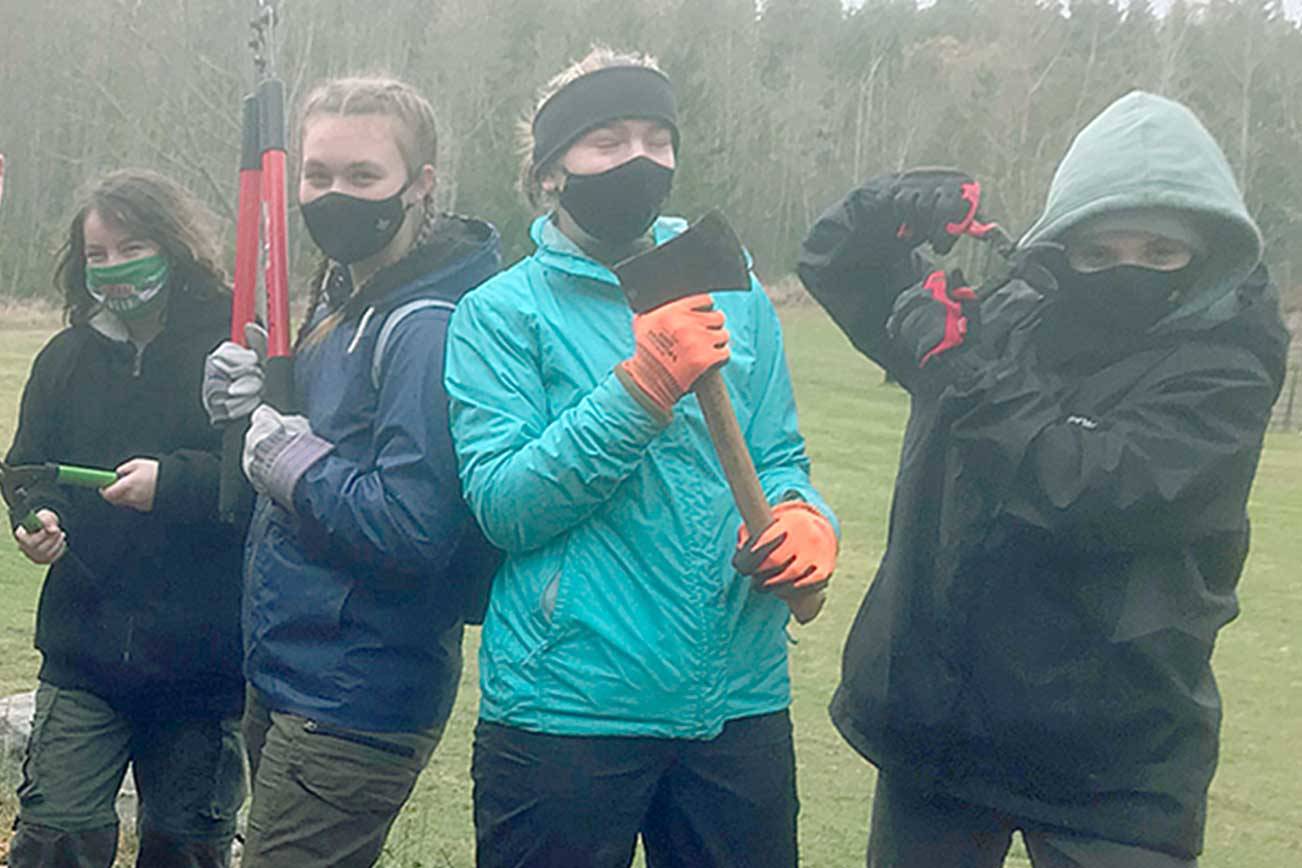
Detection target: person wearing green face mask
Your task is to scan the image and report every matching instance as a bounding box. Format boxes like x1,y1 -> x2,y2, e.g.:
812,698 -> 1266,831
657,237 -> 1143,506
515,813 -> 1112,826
84,252 -> 171,321
5,169 -> 246,868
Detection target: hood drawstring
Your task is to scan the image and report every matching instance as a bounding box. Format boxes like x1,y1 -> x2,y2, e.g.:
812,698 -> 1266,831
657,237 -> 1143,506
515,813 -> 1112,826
347,306 -> 376,354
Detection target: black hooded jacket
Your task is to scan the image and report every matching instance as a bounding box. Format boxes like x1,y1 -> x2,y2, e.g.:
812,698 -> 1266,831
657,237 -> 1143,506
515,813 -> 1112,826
799,93 -> 1290,859
7,286 -> 244,719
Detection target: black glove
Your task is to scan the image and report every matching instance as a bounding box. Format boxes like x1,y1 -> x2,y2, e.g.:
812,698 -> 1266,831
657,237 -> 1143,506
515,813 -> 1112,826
847,169 -> 988,264
887,269 -> 979,368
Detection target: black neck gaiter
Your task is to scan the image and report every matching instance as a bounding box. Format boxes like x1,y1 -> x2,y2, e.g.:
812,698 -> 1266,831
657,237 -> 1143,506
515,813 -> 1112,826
1052,264 -> 1192,334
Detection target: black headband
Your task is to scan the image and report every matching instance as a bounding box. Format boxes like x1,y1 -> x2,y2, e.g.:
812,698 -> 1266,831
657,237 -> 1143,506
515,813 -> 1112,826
531,65 -> 679,175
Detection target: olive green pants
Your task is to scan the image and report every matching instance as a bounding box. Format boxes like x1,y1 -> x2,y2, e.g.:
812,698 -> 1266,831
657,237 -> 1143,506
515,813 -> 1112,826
9,682 -> 245,868
240,688 -> 444,868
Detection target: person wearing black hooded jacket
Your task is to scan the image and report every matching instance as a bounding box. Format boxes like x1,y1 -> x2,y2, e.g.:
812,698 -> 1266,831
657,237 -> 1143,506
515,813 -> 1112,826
798,92 -> 1289,866
6,169 -> 245,868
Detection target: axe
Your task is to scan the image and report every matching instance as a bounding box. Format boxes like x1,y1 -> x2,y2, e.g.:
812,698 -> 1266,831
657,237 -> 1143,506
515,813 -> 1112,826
614,211 -> 826,624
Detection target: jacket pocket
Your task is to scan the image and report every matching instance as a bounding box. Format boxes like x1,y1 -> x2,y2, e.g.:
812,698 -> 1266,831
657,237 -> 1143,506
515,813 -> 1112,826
537,536 -> 576,631
539,573 -> 561,623
247,506 -> 352,645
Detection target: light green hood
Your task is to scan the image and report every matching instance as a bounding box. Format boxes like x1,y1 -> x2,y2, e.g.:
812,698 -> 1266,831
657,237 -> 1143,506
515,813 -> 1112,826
1020,91 -> 1262,332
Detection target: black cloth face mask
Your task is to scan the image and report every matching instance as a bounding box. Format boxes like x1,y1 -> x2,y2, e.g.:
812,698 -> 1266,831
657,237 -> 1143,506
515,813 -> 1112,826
559,157 -> 674,245
1050,263 -> 1193,334
300,182 -> 411,264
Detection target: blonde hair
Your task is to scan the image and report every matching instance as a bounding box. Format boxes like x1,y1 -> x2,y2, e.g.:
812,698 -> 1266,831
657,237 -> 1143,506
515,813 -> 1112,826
297,75 -> 442,346
517,46 -> 664,208
300,75 -> 439,179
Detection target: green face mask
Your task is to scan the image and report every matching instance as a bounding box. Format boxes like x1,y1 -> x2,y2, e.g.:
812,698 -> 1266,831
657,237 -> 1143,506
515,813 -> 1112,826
85,254 -> 170,320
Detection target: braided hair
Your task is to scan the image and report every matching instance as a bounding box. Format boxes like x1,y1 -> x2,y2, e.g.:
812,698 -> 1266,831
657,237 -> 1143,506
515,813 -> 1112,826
296,75 -> 440,347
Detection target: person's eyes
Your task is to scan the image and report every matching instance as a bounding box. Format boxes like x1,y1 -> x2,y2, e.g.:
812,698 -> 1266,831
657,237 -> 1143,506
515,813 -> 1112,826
1146,242 -> 1188,267
85,251 -> 106,264
304,171 -> 331,188
1071,247 -> 1115,271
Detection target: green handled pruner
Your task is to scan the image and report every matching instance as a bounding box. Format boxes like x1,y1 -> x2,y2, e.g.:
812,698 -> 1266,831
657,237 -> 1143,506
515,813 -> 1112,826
0,461 -> 119,532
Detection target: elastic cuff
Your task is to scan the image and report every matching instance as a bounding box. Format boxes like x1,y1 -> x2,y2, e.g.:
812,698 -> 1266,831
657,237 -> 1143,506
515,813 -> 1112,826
152,453 -> 177,518
614,364 -> 673,427
264,433 -> 334,511
933,347 -> 983,387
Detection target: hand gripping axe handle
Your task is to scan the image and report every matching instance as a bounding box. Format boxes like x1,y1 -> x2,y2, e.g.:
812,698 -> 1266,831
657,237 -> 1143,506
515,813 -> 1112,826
614,211 -> 825,624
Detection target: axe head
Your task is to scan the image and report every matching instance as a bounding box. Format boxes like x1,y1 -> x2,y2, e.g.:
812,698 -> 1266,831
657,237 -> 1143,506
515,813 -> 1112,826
614,210 -> 750,313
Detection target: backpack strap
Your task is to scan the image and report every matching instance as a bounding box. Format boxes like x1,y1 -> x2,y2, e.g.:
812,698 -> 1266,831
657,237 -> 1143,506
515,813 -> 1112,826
368,294 -> 503,624
370,298 -> 457,390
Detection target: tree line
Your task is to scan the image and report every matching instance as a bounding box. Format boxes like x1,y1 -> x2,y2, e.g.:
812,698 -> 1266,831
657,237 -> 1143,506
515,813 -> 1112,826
1,0 -> 1299,308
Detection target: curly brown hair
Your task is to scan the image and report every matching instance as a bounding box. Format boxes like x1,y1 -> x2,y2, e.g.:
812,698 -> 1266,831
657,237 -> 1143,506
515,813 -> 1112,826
54,169 -> 228,325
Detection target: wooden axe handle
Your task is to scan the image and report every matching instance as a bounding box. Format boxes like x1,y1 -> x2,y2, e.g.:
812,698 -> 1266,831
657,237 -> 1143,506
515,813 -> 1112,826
694,370 -> 825,624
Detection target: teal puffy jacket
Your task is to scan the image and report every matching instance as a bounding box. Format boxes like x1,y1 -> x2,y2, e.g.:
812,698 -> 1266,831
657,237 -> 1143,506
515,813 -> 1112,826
445,216 -> 836,738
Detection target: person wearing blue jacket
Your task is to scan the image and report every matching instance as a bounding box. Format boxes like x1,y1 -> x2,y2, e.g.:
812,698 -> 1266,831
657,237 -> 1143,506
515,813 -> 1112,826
444,47 -> 839,868
201,76 -> 500,868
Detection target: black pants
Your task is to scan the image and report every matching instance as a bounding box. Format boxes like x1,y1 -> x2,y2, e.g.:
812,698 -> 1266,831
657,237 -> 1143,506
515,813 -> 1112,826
867,773 -> 1198,868
472,710 -> 799,868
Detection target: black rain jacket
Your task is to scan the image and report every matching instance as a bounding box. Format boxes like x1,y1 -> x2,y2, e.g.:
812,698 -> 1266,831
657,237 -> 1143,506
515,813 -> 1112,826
799,92 -> 1290,858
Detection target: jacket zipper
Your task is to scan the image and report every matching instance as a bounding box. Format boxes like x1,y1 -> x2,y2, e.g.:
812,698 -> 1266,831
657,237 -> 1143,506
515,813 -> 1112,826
302,719 -> 416,759
122,616 -> 135,664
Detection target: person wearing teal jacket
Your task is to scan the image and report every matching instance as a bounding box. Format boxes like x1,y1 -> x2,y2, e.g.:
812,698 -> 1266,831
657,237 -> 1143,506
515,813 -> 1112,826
444,47 -> 839,868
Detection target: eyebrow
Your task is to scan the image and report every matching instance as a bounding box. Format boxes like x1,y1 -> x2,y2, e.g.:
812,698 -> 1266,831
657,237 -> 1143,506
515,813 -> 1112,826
85,235 -> 147,250
303,159 -> 386,172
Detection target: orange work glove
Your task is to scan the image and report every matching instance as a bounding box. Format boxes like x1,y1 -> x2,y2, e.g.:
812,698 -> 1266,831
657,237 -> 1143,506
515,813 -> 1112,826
733,501 -> 839,592
616,294 -> 730,421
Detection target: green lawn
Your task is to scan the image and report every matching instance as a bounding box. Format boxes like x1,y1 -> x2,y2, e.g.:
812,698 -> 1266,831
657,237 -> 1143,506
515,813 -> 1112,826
0,310 -> 1298,866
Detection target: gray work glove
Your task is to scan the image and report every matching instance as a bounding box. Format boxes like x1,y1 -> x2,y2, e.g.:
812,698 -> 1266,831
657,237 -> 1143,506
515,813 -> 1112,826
242,404 -> 333,510
203,322 -> 268,425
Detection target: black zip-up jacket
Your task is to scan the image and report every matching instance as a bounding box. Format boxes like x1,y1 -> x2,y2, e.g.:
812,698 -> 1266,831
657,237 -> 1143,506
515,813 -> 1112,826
7,287 -> 244,719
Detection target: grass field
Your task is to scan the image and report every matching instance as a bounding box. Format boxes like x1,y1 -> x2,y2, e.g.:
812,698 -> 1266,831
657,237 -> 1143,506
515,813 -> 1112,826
0,309 -> 1298,866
